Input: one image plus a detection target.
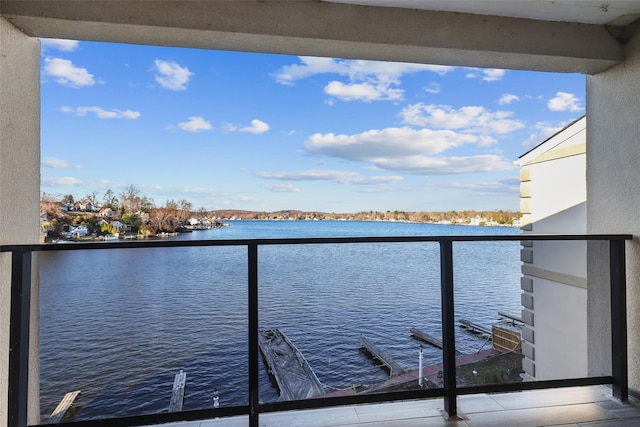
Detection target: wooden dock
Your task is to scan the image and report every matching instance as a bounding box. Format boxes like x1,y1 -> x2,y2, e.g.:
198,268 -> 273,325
168,370 -> 187,412
258,328 -> 325,400
359,335 -> 407,376
410,327 -> 443,349
498,311 -> 524,326
459,319 -> 492,337
47,390 -> 80,424
410,327 -> 463,355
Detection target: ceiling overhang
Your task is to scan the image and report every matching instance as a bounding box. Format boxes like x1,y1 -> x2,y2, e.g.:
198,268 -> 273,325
0,0 -> 632,74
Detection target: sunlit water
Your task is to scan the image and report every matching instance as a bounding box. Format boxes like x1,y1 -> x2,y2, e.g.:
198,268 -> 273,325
38,221 -> 521,421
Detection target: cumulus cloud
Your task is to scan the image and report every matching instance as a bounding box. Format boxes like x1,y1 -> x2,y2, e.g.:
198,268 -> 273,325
303,126 -> 514,175
306,127 -> 478,160
274,57 -> 453,84
400,104 -> 524,135
273,56 -> 454,102
241,119 -> 270,134
548,92 -> 583,112
482,69 -> 506,81
176,116 -> 212,132
465,68 -> 507,82
225,119 -> 270,134
42,157 -> 82,169
61,106 -> 141,119
43,58 -> 95,88
153,59 -> 193,90
324,80 -> 403,102
498,93 -> 520,105
40,38 -> 80,52
263,183 -> 301,193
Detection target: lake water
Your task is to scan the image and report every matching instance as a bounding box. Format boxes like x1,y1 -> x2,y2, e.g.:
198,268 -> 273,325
38,220 -> 521,421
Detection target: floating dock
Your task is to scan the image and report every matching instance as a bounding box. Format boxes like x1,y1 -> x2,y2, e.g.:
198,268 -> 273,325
258,328 -> 325,400
168,370 -> 187,412
359,335 -> 407,376
410,327 -> 462,355
459,319 -> 492,337
47,390 -> 81,424
498,311 -> 524,326
410,327 -> 443,349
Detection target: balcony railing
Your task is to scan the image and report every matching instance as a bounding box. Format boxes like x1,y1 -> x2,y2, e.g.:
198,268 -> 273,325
3,233 -> 631,427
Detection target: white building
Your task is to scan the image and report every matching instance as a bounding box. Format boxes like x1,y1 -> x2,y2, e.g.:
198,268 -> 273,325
516,116 -> 587,381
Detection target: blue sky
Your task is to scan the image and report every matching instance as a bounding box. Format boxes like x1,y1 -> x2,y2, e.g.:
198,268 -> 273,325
40,39 -> 585,213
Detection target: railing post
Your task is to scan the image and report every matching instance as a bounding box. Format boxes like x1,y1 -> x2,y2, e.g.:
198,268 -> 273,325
610,239 -> 628,401
248,243 -> 260,427
8,250 -> 32,427
440,239 -> 457,417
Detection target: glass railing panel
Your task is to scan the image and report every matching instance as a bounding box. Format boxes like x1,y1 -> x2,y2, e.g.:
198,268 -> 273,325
257,242 -> 441,402
38,245 -> 248,423
452,236 -> 524,387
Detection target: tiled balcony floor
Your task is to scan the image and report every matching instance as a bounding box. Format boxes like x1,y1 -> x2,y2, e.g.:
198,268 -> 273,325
157,386 -> 640,427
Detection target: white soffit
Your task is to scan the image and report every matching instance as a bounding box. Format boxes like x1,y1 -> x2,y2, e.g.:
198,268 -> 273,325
326,0 -> 640,26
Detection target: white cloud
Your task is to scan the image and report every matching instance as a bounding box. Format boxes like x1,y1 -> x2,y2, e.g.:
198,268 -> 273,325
176,116 -> 212,132
42,176 -> 83,186
241,119 -> 270,134
521,122 -> 565,147
43,58 -> 95,88
256,169 -> 403,185
263,183 -> 301,193
400,103 -> 524,135
61,106 -> 141,119
274,56 -> 454,103
548,92 -> 583,112
465,68 -> 506,82
256,169 -> 359,182
374,154 -> 514,175
153,59 -> 193,90
482,69 -> 506,81
42,157 -> 82,169
425,83 -> 441,94
304,127 -> 514,175
444,178 -> 520,196
40,38 -> 80,52
306,127 -> 478,160
324,80 -> 404,102
498,93 -> 520,105
274,57 -> 453,85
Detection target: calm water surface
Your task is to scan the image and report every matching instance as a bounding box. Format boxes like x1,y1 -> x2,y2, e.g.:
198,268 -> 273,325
39,221 -> 521,421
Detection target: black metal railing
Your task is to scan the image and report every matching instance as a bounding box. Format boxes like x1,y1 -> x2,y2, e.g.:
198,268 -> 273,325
3,233 -> 631,427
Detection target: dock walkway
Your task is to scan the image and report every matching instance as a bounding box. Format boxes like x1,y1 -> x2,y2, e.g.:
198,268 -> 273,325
168,370 -> 187,412
359,335 -> 407,376
47,390 -> 80,424
258,328 -> 325,400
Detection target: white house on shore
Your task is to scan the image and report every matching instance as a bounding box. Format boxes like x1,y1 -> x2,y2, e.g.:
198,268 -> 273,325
516,116 -> 587,381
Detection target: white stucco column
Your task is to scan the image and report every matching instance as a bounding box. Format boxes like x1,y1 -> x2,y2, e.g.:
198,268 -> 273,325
587,23 -> 640,395
0,17 -> 40,425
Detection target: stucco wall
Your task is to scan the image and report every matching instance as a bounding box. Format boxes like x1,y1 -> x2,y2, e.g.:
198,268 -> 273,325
0,17 -> 41,425
587,24 -> 640,393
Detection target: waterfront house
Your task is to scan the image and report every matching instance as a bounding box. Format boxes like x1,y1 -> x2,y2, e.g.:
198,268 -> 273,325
2,2 -> 640,426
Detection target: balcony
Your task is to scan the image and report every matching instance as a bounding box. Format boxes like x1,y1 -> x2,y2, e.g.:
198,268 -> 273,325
4,233 -> 631,427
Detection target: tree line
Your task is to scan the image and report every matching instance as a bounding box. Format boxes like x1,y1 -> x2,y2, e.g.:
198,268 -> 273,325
40,186 -> 520,241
